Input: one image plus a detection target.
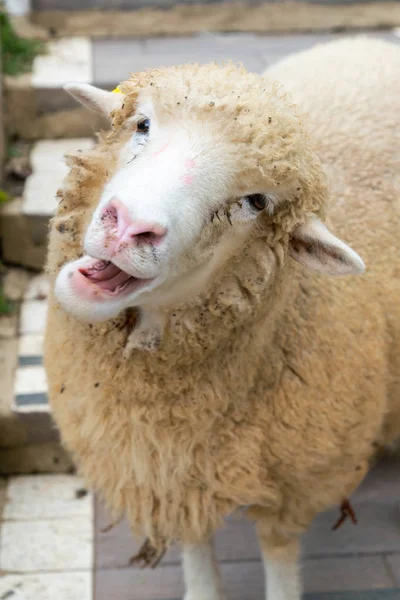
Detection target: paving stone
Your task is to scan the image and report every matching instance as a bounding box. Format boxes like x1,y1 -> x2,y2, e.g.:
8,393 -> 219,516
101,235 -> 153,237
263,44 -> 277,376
0,477 -> 7,519
0,313 -> 18,339
18,334 -> 44,359
0,572 -> 92,600
0,338 -> 18,418
0,199 -> 47,270
32,37 -> 92,88
4,0 -> 30,16
0,442 -> 74,476
23,171 -> 66,217
93,32 -> 400,87
16,299 -> 49,410
25,273 -> 50,301
20,300 -> 48,335
143,33 -> 229,54
94,556 -> 396,600
93,37 -> 266,85
29,138 -> 94,173
260,31 -> 400,67
1,518 -> 93,571
3,269 -> 31,302
304,460 -> 400,558
96,499 -> 260,568
3,475 -> 92,521
386,554 -> 400,586
14,365 -> 48,397
23,139 -> 94,217
303,555 -> 393,593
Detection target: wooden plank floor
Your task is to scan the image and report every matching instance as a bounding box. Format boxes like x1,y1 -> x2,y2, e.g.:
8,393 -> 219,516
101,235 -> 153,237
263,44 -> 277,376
94,458 -> 400,600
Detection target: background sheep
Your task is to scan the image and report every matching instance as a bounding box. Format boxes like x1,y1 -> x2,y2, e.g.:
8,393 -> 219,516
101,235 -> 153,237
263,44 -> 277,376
44,37 -> 400,600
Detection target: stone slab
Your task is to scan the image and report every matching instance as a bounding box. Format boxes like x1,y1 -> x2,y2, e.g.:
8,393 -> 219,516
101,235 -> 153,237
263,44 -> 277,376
0,199 -> 48,270
303,556 -> 393,593
0,572 -> 92,600
386,555 -> 400,586
1,517 -> 92,570
0,441 -> 73,475
4,0 -> 31,16
30,5 -> 400,39
93,31 -> 400,87
3,268 -> 31,302
30,0 -> 400,8
5,31 -> 400,140
94,558 -> 395,600
32,37 -> 92,88
93,37 -> 266,84
25,273 -> 50,301
3,474 -> 92,520
23,138 -> 94,217
19,334 -> 45,358
0,338 -> 18,416
20,300 -> 48,335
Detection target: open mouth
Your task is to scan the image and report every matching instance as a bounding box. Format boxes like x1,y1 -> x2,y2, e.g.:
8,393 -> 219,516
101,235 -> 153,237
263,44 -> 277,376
77,259 -> 153,299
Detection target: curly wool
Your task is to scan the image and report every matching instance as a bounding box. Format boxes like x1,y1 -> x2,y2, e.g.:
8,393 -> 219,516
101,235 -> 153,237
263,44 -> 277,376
44,44 -> 400,552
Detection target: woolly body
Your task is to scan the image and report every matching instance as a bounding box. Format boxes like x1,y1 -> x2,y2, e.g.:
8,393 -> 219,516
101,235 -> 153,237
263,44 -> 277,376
44,38 -> 400,553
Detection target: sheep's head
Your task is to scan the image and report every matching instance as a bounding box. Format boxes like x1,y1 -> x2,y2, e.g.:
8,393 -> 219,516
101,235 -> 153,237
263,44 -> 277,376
55,64 -> 364,323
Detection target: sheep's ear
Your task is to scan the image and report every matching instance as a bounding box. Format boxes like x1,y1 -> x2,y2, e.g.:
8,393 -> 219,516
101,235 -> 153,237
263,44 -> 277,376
64,83 -> 122,119
289,216 -> 365,275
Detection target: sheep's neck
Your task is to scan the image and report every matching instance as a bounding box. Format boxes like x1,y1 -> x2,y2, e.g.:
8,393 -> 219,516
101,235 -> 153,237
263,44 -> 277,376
124,247 -> 293,365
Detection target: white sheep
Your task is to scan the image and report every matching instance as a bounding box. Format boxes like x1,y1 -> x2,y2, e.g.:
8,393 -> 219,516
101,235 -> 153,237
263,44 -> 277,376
44,37 -> 400,600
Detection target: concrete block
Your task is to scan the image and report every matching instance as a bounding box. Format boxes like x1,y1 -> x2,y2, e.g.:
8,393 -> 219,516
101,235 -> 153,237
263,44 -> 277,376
0,198 -> 48,270
0,337 -> 19,417
3,268 -> 31,302
0,442 -> 74,475
0,573 -> 92,600
30,5 -> 400,39
1,517 -> 92,570
23,138 -> 93,217
4,474 -> 92,520
32,37 -> 92,88
4,76 -> 104,140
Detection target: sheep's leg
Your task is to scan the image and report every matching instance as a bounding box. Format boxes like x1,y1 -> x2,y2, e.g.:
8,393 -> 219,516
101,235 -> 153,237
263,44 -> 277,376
182,539 -> 225,600
257,521 -> 301,600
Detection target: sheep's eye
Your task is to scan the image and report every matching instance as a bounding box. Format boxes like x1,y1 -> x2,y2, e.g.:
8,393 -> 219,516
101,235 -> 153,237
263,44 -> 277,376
136,118 -> 150,134
246,194 -> 267,211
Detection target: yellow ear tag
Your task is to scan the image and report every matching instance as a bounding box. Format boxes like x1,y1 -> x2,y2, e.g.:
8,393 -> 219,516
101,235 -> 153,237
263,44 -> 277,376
112,86 -> 122,94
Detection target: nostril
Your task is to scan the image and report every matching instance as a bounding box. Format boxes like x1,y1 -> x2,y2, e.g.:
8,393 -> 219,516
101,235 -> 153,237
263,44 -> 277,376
130,226 -> 167,245
105,197 -> 133,234
102,202 -> 118,228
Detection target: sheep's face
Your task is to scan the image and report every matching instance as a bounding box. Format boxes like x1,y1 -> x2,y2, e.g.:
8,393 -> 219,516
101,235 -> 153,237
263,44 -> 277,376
55,64 -> 364,323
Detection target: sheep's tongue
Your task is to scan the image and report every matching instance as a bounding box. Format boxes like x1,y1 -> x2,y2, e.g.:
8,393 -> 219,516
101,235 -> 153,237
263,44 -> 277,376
96,269 -> 132,291
81,260 -> 133,292
82,261 -> 119,282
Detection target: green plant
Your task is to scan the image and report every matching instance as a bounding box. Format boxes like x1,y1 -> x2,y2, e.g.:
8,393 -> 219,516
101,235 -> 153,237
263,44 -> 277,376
0,188 -> 10,204
0,8 -> 44,76
0,261 -> 11,314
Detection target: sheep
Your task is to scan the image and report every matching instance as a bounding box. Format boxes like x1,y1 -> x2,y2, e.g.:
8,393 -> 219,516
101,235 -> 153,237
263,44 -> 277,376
44,37 -> 400,600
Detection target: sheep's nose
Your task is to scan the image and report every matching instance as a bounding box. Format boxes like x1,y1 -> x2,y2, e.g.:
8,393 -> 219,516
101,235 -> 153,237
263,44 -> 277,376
104,198 -> 167,247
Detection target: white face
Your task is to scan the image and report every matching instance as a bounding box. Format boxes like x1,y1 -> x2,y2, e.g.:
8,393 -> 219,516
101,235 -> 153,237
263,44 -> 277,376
55,84 -> 365,324
55,97 -> 278,322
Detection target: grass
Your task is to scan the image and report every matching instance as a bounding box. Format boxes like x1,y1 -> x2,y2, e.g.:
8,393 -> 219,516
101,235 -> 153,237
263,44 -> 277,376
0,9 -> 44,76
0,9 -> 40,312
